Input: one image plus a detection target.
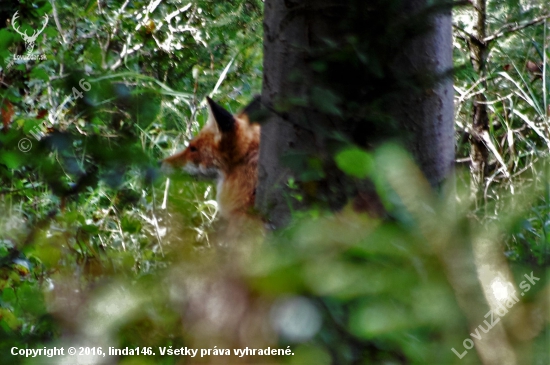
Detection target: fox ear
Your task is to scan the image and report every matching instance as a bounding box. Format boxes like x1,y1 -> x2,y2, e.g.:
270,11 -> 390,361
207,97 -> 235,133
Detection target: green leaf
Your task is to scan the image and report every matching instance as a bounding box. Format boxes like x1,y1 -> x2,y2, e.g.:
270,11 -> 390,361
0,151 -> 23,169
311,87 -> 342,116
0,308 -> 20,330
349,301 -> 412,337
0,239 -> 13,258
17,282 -> 46,316
81,224 -> 100,235
2,287 -> 16,304
32,244 -> 61,269
121,216 -> 142,234
335,147 -> 373,178
281,152 -> 326,181
30,68 -> 50,82
0,29 -> 14,51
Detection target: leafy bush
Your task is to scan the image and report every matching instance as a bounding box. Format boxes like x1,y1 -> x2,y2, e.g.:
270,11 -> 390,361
0,1 -> 548,364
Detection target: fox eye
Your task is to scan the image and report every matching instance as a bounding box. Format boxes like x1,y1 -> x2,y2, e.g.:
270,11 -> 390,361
189,145 -> 197,152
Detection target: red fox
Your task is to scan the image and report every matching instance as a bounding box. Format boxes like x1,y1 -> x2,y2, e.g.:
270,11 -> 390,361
162,97 -> 384,241
161,97 -> 261,225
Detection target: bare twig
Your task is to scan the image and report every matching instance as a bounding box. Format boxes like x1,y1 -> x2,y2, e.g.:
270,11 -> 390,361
484,13 -> 550,43
453,23 -> 480,43
50,0 -> 67,44
161,178 -> 170,210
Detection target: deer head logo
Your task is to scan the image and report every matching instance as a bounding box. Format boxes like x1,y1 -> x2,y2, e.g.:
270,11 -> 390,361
11,11 -> 49,54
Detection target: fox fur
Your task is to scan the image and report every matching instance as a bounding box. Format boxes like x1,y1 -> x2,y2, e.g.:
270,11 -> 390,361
162,97 -> 384,243
162,97 -> 261,223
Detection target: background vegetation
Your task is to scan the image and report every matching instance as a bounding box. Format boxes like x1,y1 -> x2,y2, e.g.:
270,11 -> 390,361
0,0 -> 548,364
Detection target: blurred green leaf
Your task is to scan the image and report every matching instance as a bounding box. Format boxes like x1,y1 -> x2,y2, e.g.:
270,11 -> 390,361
335,147 -> 373,178
0,151 -> 23,169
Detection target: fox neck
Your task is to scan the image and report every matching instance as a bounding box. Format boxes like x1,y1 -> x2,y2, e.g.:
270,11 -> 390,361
215,157 -> 258,219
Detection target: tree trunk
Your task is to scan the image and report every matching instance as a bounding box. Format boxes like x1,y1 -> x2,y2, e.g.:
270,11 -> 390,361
258,0 -> 345,227
389,0 -> 455,188
257,0 -> 455,227
468,0 -> 490,201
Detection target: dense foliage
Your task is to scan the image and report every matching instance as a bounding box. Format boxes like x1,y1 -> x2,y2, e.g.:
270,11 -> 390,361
0,0 -> 548,364
454,0 -> 550,265
1,0 -> 263,363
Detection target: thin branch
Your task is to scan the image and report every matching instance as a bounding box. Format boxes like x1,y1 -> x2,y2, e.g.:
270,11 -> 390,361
453,22 -> 486,48
453,23 -> 478,42
50,0 -> 67,44
484,13 -> 550,43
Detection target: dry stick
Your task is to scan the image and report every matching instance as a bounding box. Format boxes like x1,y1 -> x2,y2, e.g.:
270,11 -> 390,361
452,23 -> 477,43
455,73 -> 492,104
150,211 -> 165,257
543,20 -> 548,120
50,0 -> 67,44
454,13 -> 550,45
484,13 -> 550,43
104,0 -> 131,69
161,178 -> 170,210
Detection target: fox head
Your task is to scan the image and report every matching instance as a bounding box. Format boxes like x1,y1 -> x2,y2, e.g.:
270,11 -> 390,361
161,97 -> 261,180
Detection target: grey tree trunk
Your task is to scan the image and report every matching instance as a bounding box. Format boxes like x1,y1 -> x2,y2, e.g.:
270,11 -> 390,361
257,0 -> 455,227
257,0 -> 339,227
389,0 -> 455,188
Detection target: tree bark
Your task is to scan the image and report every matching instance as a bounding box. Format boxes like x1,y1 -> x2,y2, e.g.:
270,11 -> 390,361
468,0 -> 490,201
257,0 -> 455,227
258,0 -> 343,227
389,0 -> 455,188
